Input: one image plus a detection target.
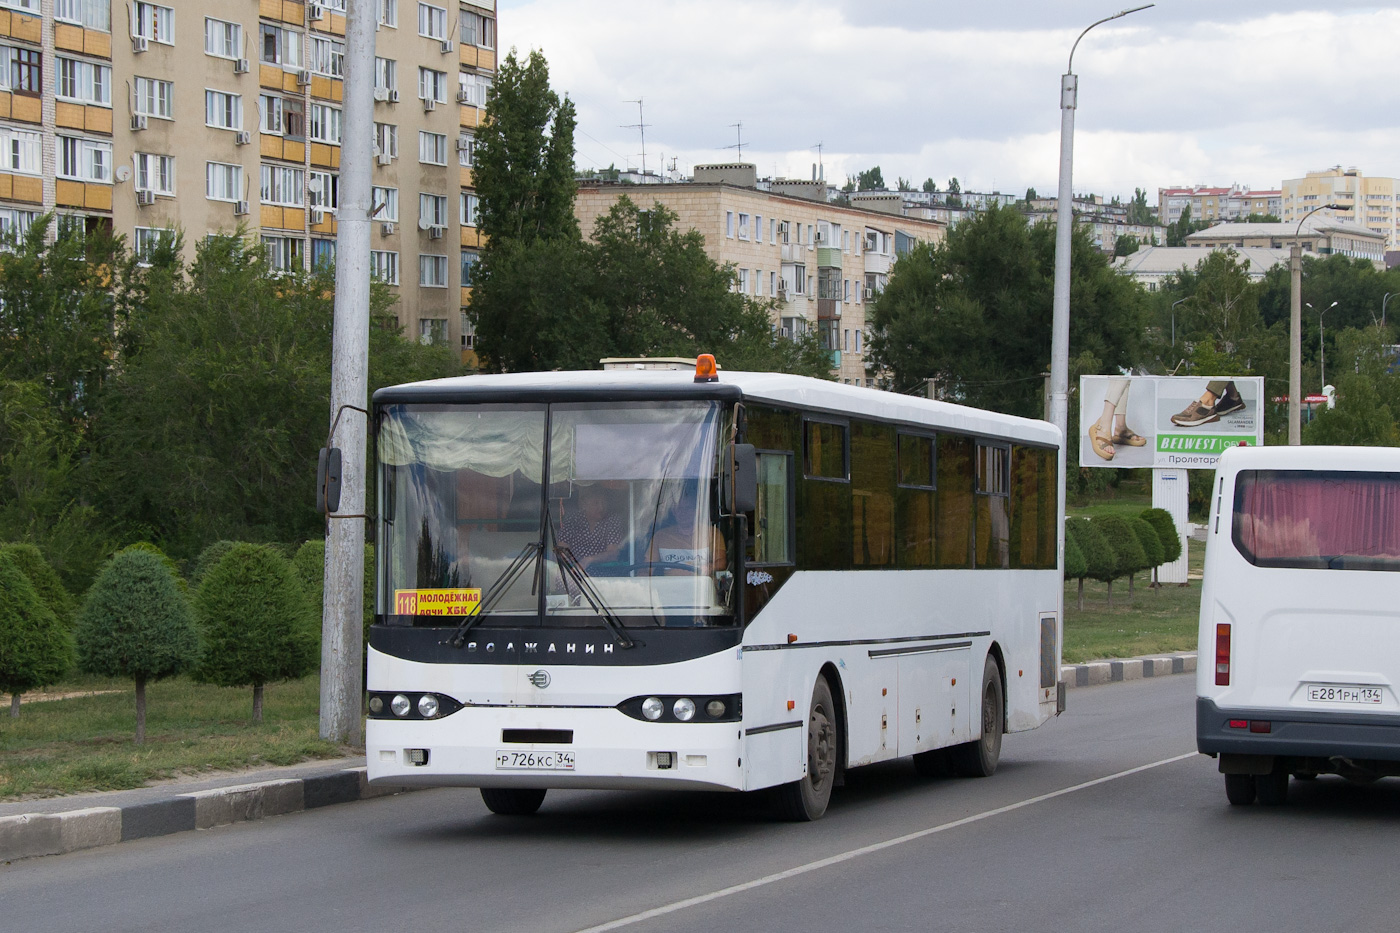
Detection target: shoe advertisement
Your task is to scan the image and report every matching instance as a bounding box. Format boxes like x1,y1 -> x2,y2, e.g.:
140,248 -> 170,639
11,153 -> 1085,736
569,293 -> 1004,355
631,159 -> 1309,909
1078,375 -> 1265,470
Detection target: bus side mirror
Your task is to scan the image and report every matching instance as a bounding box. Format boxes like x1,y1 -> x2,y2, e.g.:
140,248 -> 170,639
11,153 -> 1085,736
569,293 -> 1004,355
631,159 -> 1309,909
731,443 -> 757,514
317,447 -> 343,514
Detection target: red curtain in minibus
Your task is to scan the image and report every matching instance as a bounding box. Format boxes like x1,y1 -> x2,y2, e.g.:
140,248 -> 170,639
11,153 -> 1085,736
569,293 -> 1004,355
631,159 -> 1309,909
1236,471 -> 1400,563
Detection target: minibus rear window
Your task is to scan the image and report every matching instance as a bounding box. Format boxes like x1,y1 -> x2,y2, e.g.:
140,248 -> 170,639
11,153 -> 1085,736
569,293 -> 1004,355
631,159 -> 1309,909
1233,470 -> 1400,571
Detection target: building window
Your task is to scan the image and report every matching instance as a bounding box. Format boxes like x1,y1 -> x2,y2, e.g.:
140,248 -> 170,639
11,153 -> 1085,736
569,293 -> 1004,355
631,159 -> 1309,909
262,235 -> 304,272
260,24 -> 302,69
374,57 -> 397,92
725,211 -> 734,238
309,171 -> 338,211
259,164 -> 304,206
133,2 -> 174,44
134,152 -> 174,195
55,0 -> 111,30
0,126 -> 42,174
260,95 -> 304,137
418,67 -> 445,102
133,76 -> 172,118
0,208 -> 38,242
4,48 -> 39,96
461,311 -> 474,349
311,238 -> 335,271
460,10 -> 493,47
372,185 -> 398,221
419,193 -> 447,227
309,36 -> 344,78
419,254 -> 447,287
204,17 -> 240,58
738,213 -> 749,240
458,71 -> 491,107
205,161 -> 242,202
309,103 -> 342,144
0,0 -> 39,12
205,90 -> 241,129
377,0 -> 397,27
133,226 -> 175,262
461,248 -> 478,286
418,318 -> 448,344
370,249 -> 399,284
58,136 -> 111,182
57,57 -> 111,106
417,2 -> 447,39
460,192 -> 478,226
374,122 -> 398,159
457,131 -> 475,167
419,131 -> 447,165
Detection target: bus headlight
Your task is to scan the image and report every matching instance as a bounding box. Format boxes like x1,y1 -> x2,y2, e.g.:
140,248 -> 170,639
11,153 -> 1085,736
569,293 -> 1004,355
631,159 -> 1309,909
705,699 -> 726,718
368,696 -> 384,714
391,694 -> 412,718
673,698 -> 696,721
418,694 -> 440,719
641,697 -> 665,721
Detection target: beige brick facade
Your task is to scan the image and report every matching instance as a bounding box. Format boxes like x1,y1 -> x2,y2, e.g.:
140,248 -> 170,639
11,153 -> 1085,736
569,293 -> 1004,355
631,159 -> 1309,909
1282,167 -> 1398,249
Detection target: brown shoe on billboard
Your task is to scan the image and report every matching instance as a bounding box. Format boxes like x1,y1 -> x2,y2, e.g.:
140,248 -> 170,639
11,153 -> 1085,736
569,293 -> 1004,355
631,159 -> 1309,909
1213,383 -> 1245,417
1170,400 -> 1220,427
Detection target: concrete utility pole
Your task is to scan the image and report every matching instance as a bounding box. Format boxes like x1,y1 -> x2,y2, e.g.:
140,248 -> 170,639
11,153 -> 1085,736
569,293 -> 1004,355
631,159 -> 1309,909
321,0 -> 375,746
1288,203 -> 1341,445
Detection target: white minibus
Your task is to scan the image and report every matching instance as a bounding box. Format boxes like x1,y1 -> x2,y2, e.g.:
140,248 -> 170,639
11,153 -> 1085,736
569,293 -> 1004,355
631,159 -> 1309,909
1197,445 -> 1400,805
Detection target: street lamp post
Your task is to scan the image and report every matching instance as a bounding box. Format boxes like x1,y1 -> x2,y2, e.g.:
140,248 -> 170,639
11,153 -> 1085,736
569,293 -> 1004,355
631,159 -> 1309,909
1170,296 -> 1191,348
1309,300 -> 1338,390
1383,291 -> 1395,330
1289,203 -> 1343,445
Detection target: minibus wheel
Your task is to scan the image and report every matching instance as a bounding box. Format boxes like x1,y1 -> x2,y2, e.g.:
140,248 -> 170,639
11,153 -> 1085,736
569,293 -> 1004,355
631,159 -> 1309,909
951,656 -> 1004,778
481,787 -> 547,815
1256,769 -> 1289,806
773,676 -> 837,821
1224,773 -> 1256,805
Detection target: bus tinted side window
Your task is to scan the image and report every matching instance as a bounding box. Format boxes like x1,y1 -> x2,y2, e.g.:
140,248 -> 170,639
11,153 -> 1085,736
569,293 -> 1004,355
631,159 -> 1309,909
936,434 -> 974,568
752,452 -> 792,564
804,420 -> 848,480
976,442 -> 1011,569
851,420 -> 895,566
1010,445 -> 1056,570
896,433 -> 935,567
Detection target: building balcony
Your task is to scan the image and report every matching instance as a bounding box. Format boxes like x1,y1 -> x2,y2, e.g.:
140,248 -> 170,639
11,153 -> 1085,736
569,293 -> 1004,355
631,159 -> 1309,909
817,298 -> 841,321
864,252 -> 893,275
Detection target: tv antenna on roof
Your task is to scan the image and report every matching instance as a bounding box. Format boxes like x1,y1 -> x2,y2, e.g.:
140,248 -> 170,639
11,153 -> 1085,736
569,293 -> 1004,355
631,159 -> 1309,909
812,141 -> 824,181
621,98 -> 650,176
721,122 -> 745,159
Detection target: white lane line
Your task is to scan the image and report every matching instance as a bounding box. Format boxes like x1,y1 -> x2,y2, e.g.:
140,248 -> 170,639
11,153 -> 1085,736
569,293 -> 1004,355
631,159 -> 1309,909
570,751 -> 1199,933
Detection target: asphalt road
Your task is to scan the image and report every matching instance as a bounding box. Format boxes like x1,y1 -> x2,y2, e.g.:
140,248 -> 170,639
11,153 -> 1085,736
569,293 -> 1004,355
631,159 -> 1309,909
7,675 -> 1400,933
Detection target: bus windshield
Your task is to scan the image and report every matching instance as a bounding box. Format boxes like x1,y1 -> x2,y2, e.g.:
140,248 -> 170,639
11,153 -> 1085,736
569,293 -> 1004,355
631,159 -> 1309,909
377,400 -> 736,627
1233,470 -> 1400,571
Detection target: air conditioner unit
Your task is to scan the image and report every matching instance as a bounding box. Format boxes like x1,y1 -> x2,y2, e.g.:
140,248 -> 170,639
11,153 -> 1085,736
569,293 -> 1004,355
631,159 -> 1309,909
376,152 -> 393,166
455,136 -> 471,152
308,3 -> 325,20
387,89 -> 400,103
234,200 -> 249,216
296,70 -> 312,86
234,58 -> 249,74
863,287 -> 874,300
428,224 -> 445,239
132,35 -> 149,53
136,189 -> 157,206
422,97 -> 436,112
130,115 -> 148,131
380,221 -> 395,236
234,130 -> 251,146
456,89 -> 472,104
776,286 -> 789,300
373,87 -> 389,102
439,39 -> 455,54
309,208 -> 325,225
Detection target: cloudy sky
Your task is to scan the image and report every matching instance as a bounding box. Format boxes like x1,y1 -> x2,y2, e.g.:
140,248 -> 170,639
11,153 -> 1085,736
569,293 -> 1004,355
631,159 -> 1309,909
499,1 -> 1400,200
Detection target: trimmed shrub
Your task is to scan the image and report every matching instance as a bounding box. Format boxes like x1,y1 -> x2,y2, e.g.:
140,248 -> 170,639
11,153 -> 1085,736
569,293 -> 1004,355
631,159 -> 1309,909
76,549 -> 198,743
294,538 -> 376,658
193,543 -> 317,723
1091,514 -> 1147,609
191,540 -> 238,586
1064,533 -> 1087,582
1066,517 -> 1114,610
1140,508 -> 1183,578
1128,516 -> 1165,594
119,541 -> 187,592
0,542 -> 75,629
0,552 -> 74,717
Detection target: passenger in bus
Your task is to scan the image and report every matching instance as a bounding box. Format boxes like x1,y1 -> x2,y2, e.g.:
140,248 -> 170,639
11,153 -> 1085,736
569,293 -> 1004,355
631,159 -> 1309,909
558,484 -> 626,570
647,486 -> 727,575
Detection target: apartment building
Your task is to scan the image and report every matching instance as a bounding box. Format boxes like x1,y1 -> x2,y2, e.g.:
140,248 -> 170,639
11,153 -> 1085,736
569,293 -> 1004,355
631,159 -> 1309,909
1282,166 -> 1398,249
1185,218 -> 1385,266
0,0 -> 494,359
574,163 -> 946,386
1157,185 -> 1282,225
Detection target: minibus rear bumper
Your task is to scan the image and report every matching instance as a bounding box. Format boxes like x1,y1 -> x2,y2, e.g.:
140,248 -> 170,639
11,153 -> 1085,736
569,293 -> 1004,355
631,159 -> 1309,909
1196,696 -> 1400,762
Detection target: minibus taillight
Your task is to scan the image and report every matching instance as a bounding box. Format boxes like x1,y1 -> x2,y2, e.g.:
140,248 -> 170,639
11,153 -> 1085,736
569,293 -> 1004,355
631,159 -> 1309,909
1215,623 -> 1231,687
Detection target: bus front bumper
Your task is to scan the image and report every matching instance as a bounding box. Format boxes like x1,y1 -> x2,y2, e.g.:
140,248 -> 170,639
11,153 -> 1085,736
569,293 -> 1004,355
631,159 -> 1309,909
367,706 -> 744,792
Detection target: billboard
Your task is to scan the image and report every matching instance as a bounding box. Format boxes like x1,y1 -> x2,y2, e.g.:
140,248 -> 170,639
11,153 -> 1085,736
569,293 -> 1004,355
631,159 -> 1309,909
1078,375 -> 1265,469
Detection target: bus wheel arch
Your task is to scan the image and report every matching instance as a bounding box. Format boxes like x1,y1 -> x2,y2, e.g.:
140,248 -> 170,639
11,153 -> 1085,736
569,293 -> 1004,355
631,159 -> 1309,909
987,641 -> 1009,733
818,661 -> 848,786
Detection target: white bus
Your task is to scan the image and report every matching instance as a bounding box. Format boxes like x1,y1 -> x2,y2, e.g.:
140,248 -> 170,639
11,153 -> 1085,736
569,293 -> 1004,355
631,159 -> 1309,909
1197,445 -> 1400,806
366,364 -> 1064,819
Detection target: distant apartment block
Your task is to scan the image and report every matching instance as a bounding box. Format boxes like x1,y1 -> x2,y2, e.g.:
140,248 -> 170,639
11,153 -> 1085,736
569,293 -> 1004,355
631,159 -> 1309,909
1158,185 -> 1281,225
0,0 -> 496,362
1281,166 -> 1398,249
1186,218 -> 1385,265
574,163 -> 946,386
1115,246 -> 1293,291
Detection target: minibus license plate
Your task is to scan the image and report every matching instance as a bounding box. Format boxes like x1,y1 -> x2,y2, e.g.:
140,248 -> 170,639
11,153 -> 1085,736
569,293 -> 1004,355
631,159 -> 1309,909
495,750 -> 575,771
1306,685 -> 1382,705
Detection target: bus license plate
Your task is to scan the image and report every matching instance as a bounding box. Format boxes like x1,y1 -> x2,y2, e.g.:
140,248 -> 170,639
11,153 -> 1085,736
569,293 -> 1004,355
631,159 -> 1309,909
495,750 -> 575,771
1306,684 -> 1383,705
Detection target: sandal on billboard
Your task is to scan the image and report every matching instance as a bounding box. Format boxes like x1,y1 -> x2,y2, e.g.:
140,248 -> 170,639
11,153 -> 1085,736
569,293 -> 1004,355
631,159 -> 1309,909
1114,428 -> 1147,447
1088,423 -> 1115,460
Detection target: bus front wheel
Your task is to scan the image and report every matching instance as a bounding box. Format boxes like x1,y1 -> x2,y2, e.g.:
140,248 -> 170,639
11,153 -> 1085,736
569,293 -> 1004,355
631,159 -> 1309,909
773,675 -> 838,821
480,787 -> 547,816
950,656 -> 1003,778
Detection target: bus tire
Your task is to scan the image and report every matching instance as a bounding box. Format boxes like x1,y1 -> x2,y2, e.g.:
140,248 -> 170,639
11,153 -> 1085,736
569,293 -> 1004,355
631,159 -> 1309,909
773,675 -> 838,821
951,655 -> 1003,778
1224,773 -> 1256,805
480,787 -> 547,816
1256,769 -> 1289,806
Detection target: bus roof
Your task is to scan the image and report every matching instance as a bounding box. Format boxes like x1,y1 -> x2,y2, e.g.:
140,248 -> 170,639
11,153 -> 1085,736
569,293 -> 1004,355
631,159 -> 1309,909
374,370 -> 1062,448
1217,444 -> 1400,473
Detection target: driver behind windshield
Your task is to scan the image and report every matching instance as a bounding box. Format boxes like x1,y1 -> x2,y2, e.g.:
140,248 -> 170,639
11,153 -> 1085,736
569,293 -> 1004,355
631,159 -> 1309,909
558,483 -> 625,571
647,484 -> 728,575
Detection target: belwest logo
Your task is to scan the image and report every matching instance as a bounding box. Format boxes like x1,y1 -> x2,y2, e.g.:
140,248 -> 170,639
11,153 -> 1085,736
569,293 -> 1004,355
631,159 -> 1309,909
746,570 -> 774,586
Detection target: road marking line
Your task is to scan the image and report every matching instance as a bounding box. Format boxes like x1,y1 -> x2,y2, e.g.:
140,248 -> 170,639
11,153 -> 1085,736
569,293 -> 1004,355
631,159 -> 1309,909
570,751 -> 1199,933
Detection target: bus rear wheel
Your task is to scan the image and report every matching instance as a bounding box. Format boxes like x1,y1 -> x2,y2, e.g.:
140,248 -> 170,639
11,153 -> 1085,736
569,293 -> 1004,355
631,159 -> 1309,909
773,675 -> 837,821
480,787 -> 547,816
950,656 -> 1003,778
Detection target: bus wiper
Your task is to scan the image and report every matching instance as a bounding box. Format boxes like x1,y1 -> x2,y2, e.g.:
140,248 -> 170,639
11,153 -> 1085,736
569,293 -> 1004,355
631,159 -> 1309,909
545,513 -> 635,649
450,541 -> 541,648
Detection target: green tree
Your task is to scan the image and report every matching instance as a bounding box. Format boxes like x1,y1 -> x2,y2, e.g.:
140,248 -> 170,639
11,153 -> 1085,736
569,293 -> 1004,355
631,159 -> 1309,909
193,543 -> 317,723
856,166 -> 886,190
0,542 -> 75,629
471,48 -> 578,247
1303,326 -> 1400,446
1024,187 -> 1038,203
1128,516 -> 1165,595
897,177 -> 913,192
192,540 -> 240,587
1066,517 -> 1113,610
867,203 -> 1149,417
76,549 -> 198,743
1091,514 -> 1147,609
1126,188 -> 1153,225
1064,532 -> 1087,583
923,178 -> 939,194
0,552 -> 73,717
1114,235 -> 1139,257
1139,507 -> 1182,585
1165,205 -> 1211,247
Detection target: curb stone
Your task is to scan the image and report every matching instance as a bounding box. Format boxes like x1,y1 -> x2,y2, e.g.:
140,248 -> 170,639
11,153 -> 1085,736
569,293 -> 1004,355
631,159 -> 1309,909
0,766 -> 417,864
1060,651 -> 1197,689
